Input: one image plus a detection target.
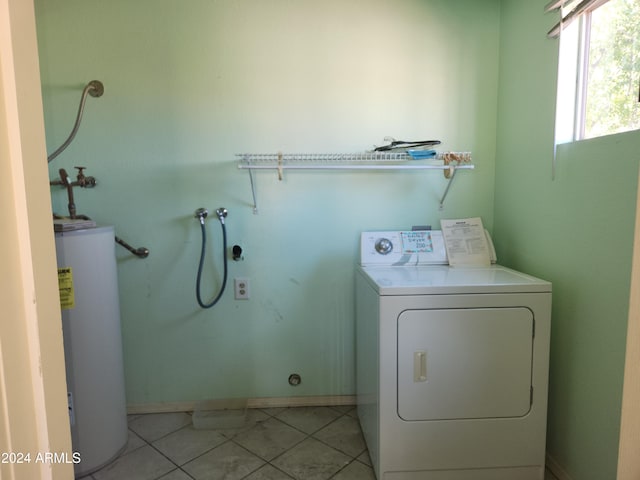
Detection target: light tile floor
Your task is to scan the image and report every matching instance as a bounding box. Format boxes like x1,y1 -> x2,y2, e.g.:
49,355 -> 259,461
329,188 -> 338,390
80,406 -> 373,480
80,405 -> 560,480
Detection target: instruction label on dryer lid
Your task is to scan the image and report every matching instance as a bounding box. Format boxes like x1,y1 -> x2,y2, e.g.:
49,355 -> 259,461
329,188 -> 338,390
440,217 -> 491,267
57,267 -> 75,310
400,231 -> 434,254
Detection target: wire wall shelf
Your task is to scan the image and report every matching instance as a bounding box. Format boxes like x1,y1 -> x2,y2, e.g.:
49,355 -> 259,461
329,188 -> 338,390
236,152 -> 474,213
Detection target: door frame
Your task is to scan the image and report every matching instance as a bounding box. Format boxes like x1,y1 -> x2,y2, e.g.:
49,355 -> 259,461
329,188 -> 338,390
617,165 -> 640,479
0,0 -> 73,479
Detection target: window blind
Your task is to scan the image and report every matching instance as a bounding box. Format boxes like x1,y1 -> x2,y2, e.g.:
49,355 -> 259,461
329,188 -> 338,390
546,0 -> 611,38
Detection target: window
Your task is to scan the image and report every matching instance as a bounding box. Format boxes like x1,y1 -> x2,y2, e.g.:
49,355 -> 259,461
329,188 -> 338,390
552,0 -> 640,142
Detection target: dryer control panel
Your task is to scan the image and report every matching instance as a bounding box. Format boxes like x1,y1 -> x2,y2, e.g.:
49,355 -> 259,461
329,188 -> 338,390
360,230 -> 448,266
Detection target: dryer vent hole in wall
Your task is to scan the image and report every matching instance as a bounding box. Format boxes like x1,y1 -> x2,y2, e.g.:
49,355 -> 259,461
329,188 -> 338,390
234,278 -> 250,300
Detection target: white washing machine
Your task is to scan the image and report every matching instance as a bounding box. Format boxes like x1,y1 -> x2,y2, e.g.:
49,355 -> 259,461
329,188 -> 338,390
356,230 -> 551,480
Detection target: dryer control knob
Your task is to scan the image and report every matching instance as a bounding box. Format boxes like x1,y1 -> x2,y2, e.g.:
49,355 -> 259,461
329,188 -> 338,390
375,238 -> 393,255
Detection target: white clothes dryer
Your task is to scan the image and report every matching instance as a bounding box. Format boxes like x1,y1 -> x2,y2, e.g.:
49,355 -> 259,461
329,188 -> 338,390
356,230 -> 551,480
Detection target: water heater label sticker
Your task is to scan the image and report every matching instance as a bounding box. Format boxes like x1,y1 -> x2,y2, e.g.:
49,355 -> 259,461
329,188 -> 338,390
57,267 -> 75,310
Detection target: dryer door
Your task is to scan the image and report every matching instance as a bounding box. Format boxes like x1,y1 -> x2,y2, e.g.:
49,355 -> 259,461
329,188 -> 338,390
397,307 -> 534,421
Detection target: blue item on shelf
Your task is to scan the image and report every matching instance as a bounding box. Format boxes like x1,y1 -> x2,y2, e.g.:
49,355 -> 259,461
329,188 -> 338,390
407,149 -> 437,159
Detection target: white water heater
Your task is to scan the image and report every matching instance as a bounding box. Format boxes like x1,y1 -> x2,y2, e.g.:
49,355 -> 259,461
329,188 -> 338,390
55,225 -> 127,477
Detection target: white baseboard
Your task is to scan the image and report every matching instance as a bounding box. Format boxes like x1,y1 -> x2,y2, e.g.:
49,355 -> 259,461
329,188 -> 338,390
127,395 -> 357,415
247,395 -> 356,408
546,453 -> 573,480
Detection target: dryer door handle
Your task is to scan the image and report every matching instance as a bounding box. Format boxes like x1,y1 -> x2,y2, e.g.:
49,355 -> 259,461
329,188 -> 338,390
413,351 -> 427,382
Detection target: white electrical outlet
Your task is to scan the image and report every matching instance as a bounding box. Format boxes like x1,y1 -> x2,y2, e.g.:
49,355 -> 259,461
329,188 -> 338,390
234,278 -> 250,300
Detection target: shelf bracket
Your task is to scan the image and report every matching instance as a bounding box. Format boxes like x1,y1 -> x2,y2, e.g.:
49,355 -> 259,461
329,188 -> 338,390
439,166 -> 459,210
247,163 -> 259,214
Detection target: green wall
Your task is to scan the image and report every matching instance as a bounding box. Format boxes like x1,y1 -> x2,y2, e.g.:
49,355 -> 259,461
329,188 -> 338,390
36,0 -> 500,405
495,1 -> 640,478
